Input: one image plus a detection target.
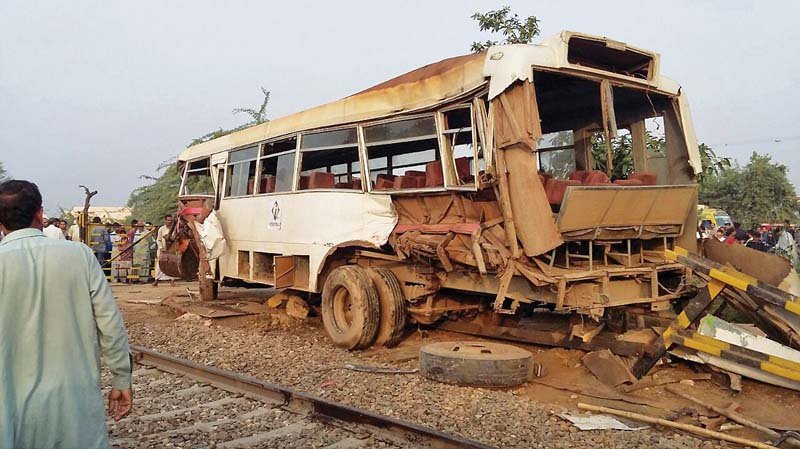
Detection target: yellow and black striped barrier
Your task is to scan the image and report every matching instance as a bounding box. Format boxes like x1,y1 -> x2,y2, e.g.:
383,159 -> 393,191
670,329 -> 800,382
634,245 -> 800,378
666,246 -> 800,316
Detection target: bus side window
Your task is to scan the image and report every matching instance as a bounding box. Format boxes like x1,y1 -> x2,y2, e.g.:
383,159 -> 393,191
225,147 -> 258,197
442,106 -> 475,186
365,116 -> 440,190
298,128 -> 361,190
181,158 -> 215,196
259,137 -> 297,194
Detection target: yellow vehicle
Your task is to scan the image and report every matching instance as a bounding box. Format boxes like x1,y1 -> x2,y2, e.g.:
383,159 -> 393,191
164,31 -> 704,353
698,205 -> 732,230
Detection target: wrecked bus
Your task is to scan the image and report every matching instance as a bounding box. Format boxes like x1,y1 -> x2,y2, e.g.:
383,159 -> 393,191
164,31 -> 704,351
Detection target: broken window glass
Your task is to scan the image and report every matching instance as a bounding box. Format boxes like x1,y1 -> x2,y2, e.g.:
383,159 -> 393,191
181,158 -> 215,196
442,106 -> 476,186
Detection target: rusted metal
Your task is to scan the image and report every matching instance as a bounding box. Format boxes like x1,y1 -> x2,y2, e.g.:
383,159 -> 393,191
131,345 -> 496,449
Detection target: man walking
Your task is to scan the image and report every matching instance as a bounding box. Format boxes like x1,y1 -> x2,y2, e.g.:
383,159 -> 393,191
0,180 -> 133,449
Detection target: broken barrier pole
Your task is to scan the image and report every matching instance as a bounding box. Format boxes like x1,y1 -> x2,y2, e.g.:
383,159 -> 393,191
670,329 -> 800,383
634,245 -> 800,379
632,278 -> 724,378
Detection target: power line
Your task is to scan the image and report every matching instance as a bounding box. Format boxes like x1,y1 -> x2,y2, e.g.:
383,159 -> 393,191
707,135 -> 800,148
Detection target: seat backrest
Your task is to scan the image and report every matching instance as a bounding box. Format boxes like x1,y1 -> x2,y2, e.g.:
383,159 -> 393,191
351,178 -> 362,190
455,157 -> 472,182
260,175 -> 276,193
299,175 -> 310,190
307,172 -> 335,189
375,174 -> 395,190
404,170 -> 427,188
630,171 -> 657,185
425,160 -> 444,187
569,170 -> 590,183
585,170 -> 611,185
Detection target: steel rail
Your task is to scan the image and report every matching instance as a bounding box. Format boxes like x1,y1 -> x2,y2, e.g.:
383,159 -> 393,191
131,345 -> 496,449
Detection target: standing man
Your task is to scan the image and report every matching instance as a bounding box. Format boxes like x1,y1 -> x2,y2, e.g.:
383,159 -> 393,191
90,216 -> 111,264
153,214 -> 176,287
0,180 -> 133,449
42,217 -> 65,240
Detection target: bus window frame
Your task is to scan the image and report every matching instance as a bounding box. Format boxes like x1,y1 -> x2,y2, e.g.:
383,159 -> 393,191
223,146 -> 259,199
295,125 -> 364,193
361,113 -> 447,195
437,103 -> 478,191
178,157 -> 216,199
254,134 -> 300,196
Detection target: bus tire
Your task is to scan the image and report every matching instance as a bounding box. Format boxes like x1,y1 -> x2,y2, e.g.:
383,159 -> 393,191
366,267 -> 406,347
321,265 -> 380,350
419,341 -> 533,387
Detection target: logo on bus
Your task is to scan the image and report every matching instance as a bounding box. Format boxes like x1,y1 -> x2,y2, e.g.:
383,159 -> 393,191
269,201 -> 281,230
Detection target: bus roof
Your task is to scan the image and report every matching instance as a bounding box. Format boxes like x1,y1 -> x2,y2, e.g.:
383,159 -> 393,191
179,31 -> 684,163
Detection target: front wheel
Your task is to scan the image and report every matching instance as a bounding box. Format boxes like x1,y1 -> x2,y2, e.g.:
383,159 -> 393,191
321,265 -> 380,350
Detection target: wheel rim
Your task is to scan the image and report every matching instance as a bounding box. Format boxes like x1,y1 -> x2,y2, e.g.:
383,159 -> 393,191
331,286 -> 354,331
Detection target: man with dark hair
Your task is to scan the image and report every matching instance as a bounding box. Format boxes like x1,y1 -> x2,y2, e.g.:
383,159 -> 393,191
90,215 -> 110,263
0,180 -> 133,449
733,222 -> 747,243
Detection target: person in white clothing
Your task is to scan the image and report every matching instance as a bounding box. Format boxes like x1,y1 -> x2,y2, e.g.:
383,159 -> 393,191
153,214 -> 176,287
68,223 -> 81,242
42,218 -> 65,240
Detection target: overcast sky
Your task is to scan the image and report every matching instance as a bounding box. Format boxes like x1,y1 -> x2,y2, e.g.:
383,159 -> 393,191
2,0 -> 799,215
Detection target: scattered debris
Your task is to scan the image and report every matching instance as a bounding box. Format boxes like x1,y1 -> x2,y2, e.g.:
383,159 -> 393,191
286,295 -> 310,319
582,349 -> 636,387
531,376 -> 662,407
670,348 -> 800,391
577,402 -> 777,449
343,364 -> 419,375
619,373 -> 711,393
666,385 -> 800,448
266,292 -> 288,308
558,412 -> 647,431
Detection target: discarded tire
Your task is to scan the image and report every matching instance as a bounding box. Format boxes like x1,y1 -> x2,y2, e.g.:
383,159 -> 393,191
321,265 -> 380,350
419,341 -> 533,387
365,267 -> 407,347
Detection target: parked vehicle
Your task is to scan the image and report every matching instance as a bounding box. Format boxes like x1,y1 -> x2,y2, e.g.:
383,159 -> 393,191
698,205 -> 732,230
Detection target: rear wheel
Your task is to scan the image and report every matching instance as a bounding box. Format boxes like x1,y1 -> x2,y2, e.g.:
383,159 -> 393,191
321,265 -> 380,350
366,267 -> 407,347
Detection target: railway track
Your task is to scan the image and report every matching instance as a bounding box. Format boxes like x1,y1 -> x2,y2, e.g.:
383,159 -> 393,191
106,345 -> 495,449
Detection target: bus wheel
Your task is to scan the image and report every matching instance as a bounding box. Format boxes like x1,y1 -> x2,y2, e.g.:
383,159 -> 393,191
366,268 -> 406,347
321,265 -> 380,350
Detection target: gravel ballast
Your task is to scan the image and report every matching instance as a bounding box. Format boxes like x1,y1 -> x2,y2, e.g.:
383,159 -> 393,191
122,315 -> 723,449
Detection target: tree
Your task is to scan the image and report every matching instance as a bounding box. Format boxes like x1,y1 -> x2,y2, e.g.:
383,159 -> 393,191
189,87 -> 271,147
128,88 -> 271,222
127,165 -> 182,224
470,6 -> 540,53
0,161 -> 8,182
588,130 -> 665,180
699,152 -> 799,228
697,143 -> 732,183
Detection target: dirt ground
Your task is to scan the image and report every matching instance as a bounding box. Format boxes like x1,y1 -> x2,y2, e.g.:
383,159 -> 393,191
114,282 -> 800,447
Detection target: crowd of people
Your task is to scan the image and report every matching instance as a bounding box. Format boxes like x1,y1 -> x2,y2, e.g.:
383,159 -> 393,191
698,219 -> 800,266
31,214 -> 178,285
